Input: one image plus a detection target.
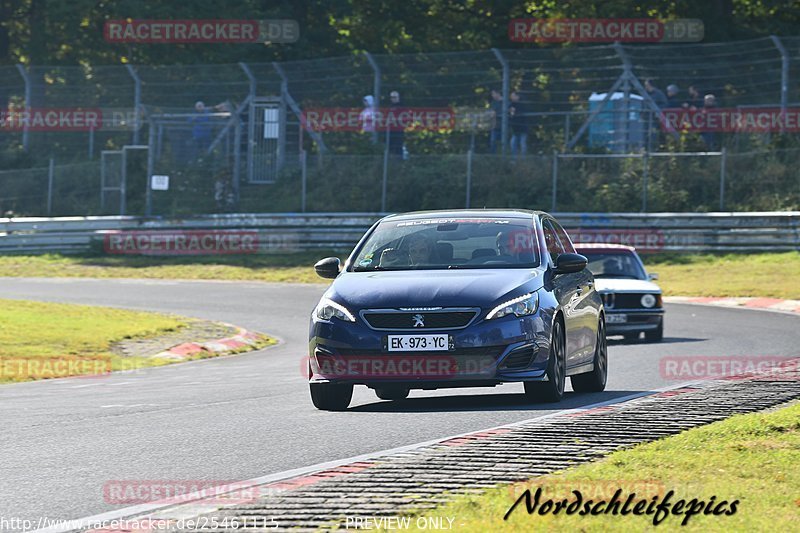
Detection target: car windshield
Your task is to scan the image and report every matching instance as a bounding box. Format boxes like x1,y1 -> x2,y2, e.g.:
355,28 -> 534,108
351,216 -> 540,271
582,252 -> 647,280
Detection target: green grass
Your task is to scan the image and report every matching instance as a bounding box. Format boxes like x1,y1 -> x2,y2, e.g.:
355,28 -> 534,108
0,252 -> 798,299
0,252 -> 327,283
0,298 -> 271,383
394,402 -> 800,532
643,251 -> 800,299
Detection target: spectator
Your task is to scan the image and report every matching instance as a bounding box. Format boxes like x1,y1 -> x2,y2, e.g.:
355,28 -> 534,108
666,84 -> 681,108
488,89 -> 504,153
387,90 -> 405,157
509,91 -> 529,158
189,101 -> 212,160
683,85 -> 703,110
359,95 -> 377,135
643,79 -> 668,109
700,94 -> 719,151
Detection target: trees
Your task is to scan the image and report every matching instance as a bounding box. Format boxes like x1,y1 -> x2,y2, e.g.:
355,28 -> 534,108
0,0 -> 795,67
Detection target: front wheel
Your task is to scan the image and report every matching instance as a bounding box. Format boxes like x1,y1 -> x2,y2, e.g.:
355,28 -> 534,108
571,319 -> 608,393
310,383 -> 353,411
524,319 -> 566,403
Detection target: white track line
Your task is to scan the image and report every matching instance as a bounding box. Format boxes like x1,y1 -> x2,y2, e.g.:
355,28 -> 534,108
34,378 -> 706,533
36,298 -> 800,532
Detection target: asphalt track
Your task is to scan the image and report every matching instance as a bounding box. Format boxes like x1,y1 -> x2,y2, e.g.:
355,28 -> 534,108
0,277 -> 798,525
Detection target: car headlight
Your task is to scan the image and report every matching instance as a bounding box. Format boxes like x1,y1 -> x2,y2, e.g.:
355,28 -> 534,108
641,294 -> 658,308
487,292 -> 539,320
314,298 -> 356,322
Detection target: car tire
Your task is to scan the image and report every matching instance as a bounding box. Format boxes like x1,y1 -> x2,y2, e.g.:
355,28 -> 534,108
524,319 -> 566,403
623,332 -> 639,343
374,387 -> 410,401
645,319 -> 664,343
571,319 -> 608,393
309,383 -> 353,411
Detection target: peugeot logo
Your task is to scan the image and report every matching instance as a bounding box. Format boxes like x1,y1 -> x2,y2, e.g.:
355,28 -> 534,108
412,314 -> 425,328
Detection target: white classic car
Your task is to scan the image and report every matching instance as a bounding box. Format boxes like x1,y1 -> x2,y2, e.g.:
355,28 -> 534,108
575,243 -> 663,342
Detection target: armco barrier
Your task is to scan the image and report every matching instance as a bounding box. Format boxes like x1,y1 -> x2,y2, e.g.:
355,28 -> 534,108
0,212 -> 798,255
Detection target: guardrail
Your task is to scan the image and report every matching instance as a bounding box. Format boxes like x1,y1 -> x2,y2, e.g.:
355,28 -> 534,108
0,212 -> 798,255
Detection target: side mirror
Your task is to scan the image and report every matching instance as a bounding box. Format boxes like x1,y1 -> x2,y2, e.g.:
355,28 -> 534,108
648,272 -> 659,281
314,257 -> 341,279
553,253 -> 588,274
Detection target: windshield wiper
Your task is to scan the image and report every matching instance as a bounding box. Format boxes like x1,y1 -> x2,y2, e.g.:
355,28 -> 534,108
595,274 -> 640,279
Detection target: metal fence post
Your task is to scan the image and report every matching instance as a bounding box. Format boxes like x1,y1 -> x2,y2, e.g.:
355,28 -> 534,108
615,44 -> 632,152
232,111 -> 242,206
47,158 -> 54,215
381,128 -> 389,212
551,150 -> 558,212
301,150 -> 307,212
491,49 -> 509,155
125,64 -> 142,145
15,64 -> 31,151
365,52 -> 381,145
239,62 -> 257,184
146,120 -> 155,217
465,149 -> 473,208
642,151 -> 649,212
720,148 -> 727,211
770,36 -> 789,132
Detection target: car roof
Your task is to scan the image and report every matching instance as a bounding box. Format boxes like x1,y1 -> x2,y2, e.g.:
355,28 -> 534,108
382,209 -> 546,221
574,243 -> 637,252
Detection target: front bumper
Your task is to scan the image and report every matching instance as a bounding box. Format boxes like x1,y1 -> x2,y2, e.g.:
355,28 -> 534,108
605,308 -> 663,335
308,310 -> 553,389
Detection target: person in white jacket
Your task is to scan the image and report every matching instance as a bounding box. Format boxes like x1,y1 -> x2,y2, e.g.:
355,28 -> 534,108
359,95 -> 377,133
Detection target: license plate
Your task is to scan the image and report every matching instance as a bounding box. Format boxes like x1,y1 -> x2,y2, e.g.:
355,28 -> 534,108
387,334 -> 449,352
606,314 -> 628,324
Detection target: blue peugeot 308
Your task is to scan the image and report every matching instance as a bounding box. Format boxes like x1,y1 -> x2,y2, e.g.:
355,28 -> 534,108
308,210 -> 606,410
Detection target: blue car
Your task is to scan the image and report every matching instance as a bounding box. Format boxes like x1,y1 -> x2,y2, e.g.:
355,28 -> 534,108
308,210 -> 607,410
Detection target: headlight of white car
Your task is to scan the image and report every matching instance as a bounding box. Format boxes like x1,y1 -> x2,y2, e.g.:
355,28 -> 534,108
641,294 -> 658,308
314,298 -> 356,322
487,292 -> 539,320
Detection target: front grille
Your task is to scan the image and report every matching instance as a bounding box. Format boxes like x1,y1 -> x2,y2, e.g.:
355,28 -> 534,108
603,293 -> 654,309
362,311 -> 477,330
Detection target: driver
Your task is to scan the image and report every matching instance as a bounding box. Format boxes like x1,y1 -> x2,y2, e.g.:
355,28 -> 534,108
496,231 -> 516,261
406,233 -> 435,266
603,258 -> 623,276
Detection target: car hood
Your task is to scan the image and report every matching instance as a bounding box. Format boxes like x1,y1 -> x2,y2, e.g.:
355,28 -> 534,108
594,278 -> 661,294
327,269 -> 543,310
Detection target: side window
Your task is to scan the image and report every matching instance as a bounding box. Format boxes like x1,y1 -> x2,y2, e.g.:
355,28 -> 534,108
542,219 -> 565,264
552,220 -> 576,254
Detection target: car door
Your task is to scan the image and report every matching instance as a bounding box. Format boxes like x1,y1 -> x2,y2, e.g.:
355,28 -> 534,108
542,218 -> 583,368
552,219 -> 599,365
